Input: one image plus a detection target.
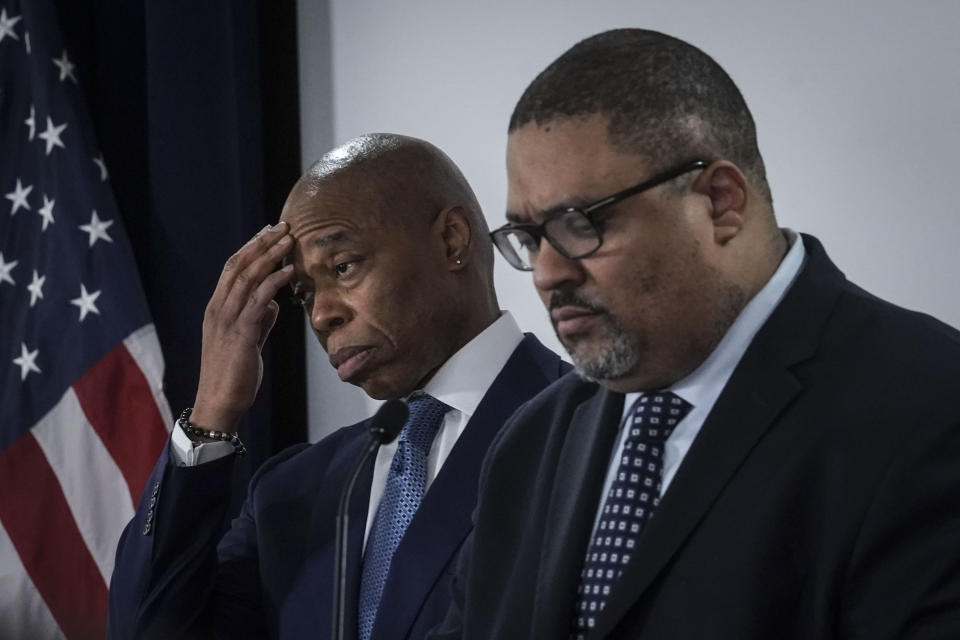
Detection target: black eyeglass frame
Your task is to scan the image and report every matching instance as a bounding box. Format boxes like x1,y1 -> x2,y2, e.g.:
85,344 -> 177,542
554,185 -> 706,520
490,160 -> 709,271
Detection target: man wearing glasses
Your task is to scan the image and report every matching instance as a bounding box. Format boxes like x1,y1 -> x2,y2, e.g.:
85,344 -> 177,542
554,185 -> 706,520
432,29 -> 960,639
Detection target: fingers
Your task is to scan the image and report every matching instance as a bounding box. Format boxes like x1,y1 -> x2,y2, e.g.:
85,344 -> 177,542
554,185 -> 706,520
215,222 -> 290,295
240,264 -> 294,332
193,223 -> 296,432
257,300 -> 280,350
211,222 -> 294,321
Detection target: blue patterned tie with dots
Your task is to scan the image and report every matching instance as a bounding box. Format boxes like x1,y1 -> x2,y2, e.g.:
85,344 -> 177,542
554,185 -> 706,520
357,394 -> 449,640
572,391 -> 692,639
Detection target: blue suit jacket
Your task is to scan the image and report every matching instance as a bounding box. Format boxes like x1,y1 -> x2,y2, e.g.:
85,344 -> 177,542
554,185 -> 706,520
107,334 -> 567,640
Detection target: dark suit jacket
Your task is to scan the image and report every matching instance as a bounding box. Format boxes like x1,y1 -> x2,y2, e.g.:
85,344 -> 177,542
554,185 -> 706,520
107,334 -> 567,640
433,236 -> 960,639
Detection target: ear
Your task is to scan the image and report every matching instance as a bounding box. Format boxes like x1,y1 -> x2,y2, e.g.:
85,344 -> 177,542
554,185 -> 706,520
692,161 -> 748,246
437,206 -> 472,270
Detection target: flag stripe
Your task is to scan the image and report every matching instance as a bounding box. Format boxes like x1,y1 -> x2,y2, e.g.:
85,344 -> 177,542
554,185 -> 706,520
31,388 -> 135,585
73,341 -> 169,503
3,4 -> 172,637
124,325 -> 174,428
0,519 -> 65,640
0,433 -> 108,640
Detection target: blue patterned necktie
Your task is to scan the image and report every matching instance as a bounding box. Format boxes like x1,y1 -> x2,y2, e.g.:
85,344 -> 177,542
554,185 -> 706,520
572,391 -> 693,639
357,394 -> 449,640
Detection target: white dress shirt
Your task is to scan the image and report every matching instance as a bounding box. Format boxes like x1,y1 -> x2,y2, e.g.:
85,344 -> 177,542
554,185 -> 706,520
171,312 -> 525,549
592,230 -> 806,533
363,312 -> 522,546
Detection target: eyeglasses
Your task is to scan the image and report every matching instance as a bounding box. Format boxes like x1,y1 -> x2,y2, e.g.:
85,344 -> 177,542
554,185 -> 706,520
490,160 -> 707,271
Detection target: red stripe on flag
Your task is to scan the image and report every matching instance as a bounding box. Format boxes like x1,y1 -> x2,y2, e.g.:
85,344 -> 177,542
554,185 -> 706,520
73,343 -> 169,504
0,433 -> 108,640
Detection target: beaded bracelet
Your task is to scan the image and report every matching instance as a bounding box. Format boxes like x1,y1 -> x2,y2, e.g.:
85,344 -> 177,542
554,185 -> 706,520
177,407 -> 247,456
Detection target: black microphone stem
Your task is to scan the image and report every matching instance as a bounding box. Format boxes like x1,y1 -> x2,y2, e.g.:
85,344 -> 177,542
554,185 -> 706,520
332,437 -> 380,640
332,399 -> 408,640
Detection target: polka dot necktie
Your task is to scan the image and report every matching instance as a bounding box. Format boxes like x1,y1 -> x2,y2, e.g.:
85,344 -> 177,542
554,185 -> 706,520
357,394 -> 449,640
572,391 -> 692,639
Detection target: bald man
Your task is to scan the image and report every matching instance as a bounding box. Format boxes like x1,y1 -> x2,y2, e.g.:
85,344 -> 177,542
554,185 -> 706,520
107,134 -> 567,640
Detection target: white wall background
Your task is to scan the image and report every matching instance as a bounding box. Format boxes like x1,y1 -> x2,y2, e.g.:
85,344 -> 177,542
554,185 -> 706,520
298,0 -> 960,441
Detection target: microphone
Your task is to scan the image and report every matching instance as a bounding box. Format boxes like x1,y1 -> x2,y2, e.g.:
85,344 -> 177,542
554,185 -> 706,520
367,399 -> 407,446
332,399 -> 409,640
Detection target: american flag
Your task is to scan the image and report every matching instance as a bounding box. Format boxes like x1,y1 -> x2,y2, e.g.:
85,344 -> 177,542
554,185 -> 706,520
0,1 -> 171,638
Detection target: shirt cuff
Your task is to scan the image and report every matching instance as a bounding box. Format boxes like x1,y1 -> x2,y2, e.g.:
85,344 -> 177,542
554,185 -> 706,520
170,420 -> 236,466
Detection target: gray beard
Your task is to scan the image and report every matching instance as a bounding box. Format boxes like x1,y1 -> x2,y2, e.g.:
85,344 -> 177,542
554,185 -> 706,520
561,280 -> 747,386
562,319 -> 639,383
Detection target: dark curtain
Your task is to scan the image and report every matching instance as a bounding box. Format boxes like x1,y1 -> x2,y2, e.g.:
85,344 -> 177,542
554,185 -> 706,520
54,0 -> 307,513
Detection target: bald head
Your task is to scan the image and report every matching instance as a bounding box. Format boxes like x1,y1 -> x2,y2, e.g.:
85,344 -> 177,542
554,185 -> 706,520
278,134 -> 500,399
295,134 -> 494,277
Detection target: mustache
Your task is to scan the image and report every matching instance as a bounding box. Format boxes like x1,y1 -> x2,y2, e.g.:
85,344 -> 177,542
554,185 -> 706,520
548,290 -> 607,314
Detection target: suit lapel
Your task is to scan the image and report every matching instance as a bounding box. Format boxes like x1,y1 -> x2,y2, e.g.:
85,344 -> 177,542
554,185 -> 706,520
590,235 -> 847,638
530,386 -> 624,639
371,336 -> 560,640
590,357 -> 802,638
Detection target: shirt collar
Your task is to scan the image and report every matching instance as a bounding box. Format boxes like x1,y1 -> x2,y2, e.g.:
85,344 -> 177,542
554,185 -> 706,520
415,311 -> 524,420
623,228 -> 806,418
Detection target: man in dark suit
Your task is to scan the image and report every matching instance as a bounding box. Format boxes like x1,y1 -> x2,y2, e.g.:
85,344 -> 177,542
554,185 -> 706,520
433,29 -> 960,639
106,134 -> 567,639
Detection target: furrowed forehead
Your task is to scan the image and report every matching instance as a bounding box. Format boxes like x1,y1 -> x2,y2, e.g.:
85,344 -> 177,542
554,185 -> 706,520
281,227 -> 361,281
505,116 -> 658,224
309,229 -> 353,248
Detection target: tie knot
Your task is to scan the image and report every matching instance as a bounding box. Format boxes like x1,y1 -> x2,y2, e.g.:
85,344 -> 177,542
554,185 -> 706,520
629,391 -> 692,443
399,394 -> 449,454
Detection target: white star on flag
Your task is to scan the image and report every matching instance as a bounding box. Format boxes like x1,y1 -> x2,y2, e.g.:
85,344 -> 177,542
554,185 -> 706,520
0,252 -> 17,286
92,154 -> 109,181
5,179 -> 32,215
70,284 -> 102,321
2,3 -> 175,635
52,49 -> 77,84
79,210 -> 114,246
12,343 -> 42,381
38,116 -> 67,155
0,8 -> 21,43
27,270 -> 45,307
37,195 -> 55,231
24,105 -> 35,140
